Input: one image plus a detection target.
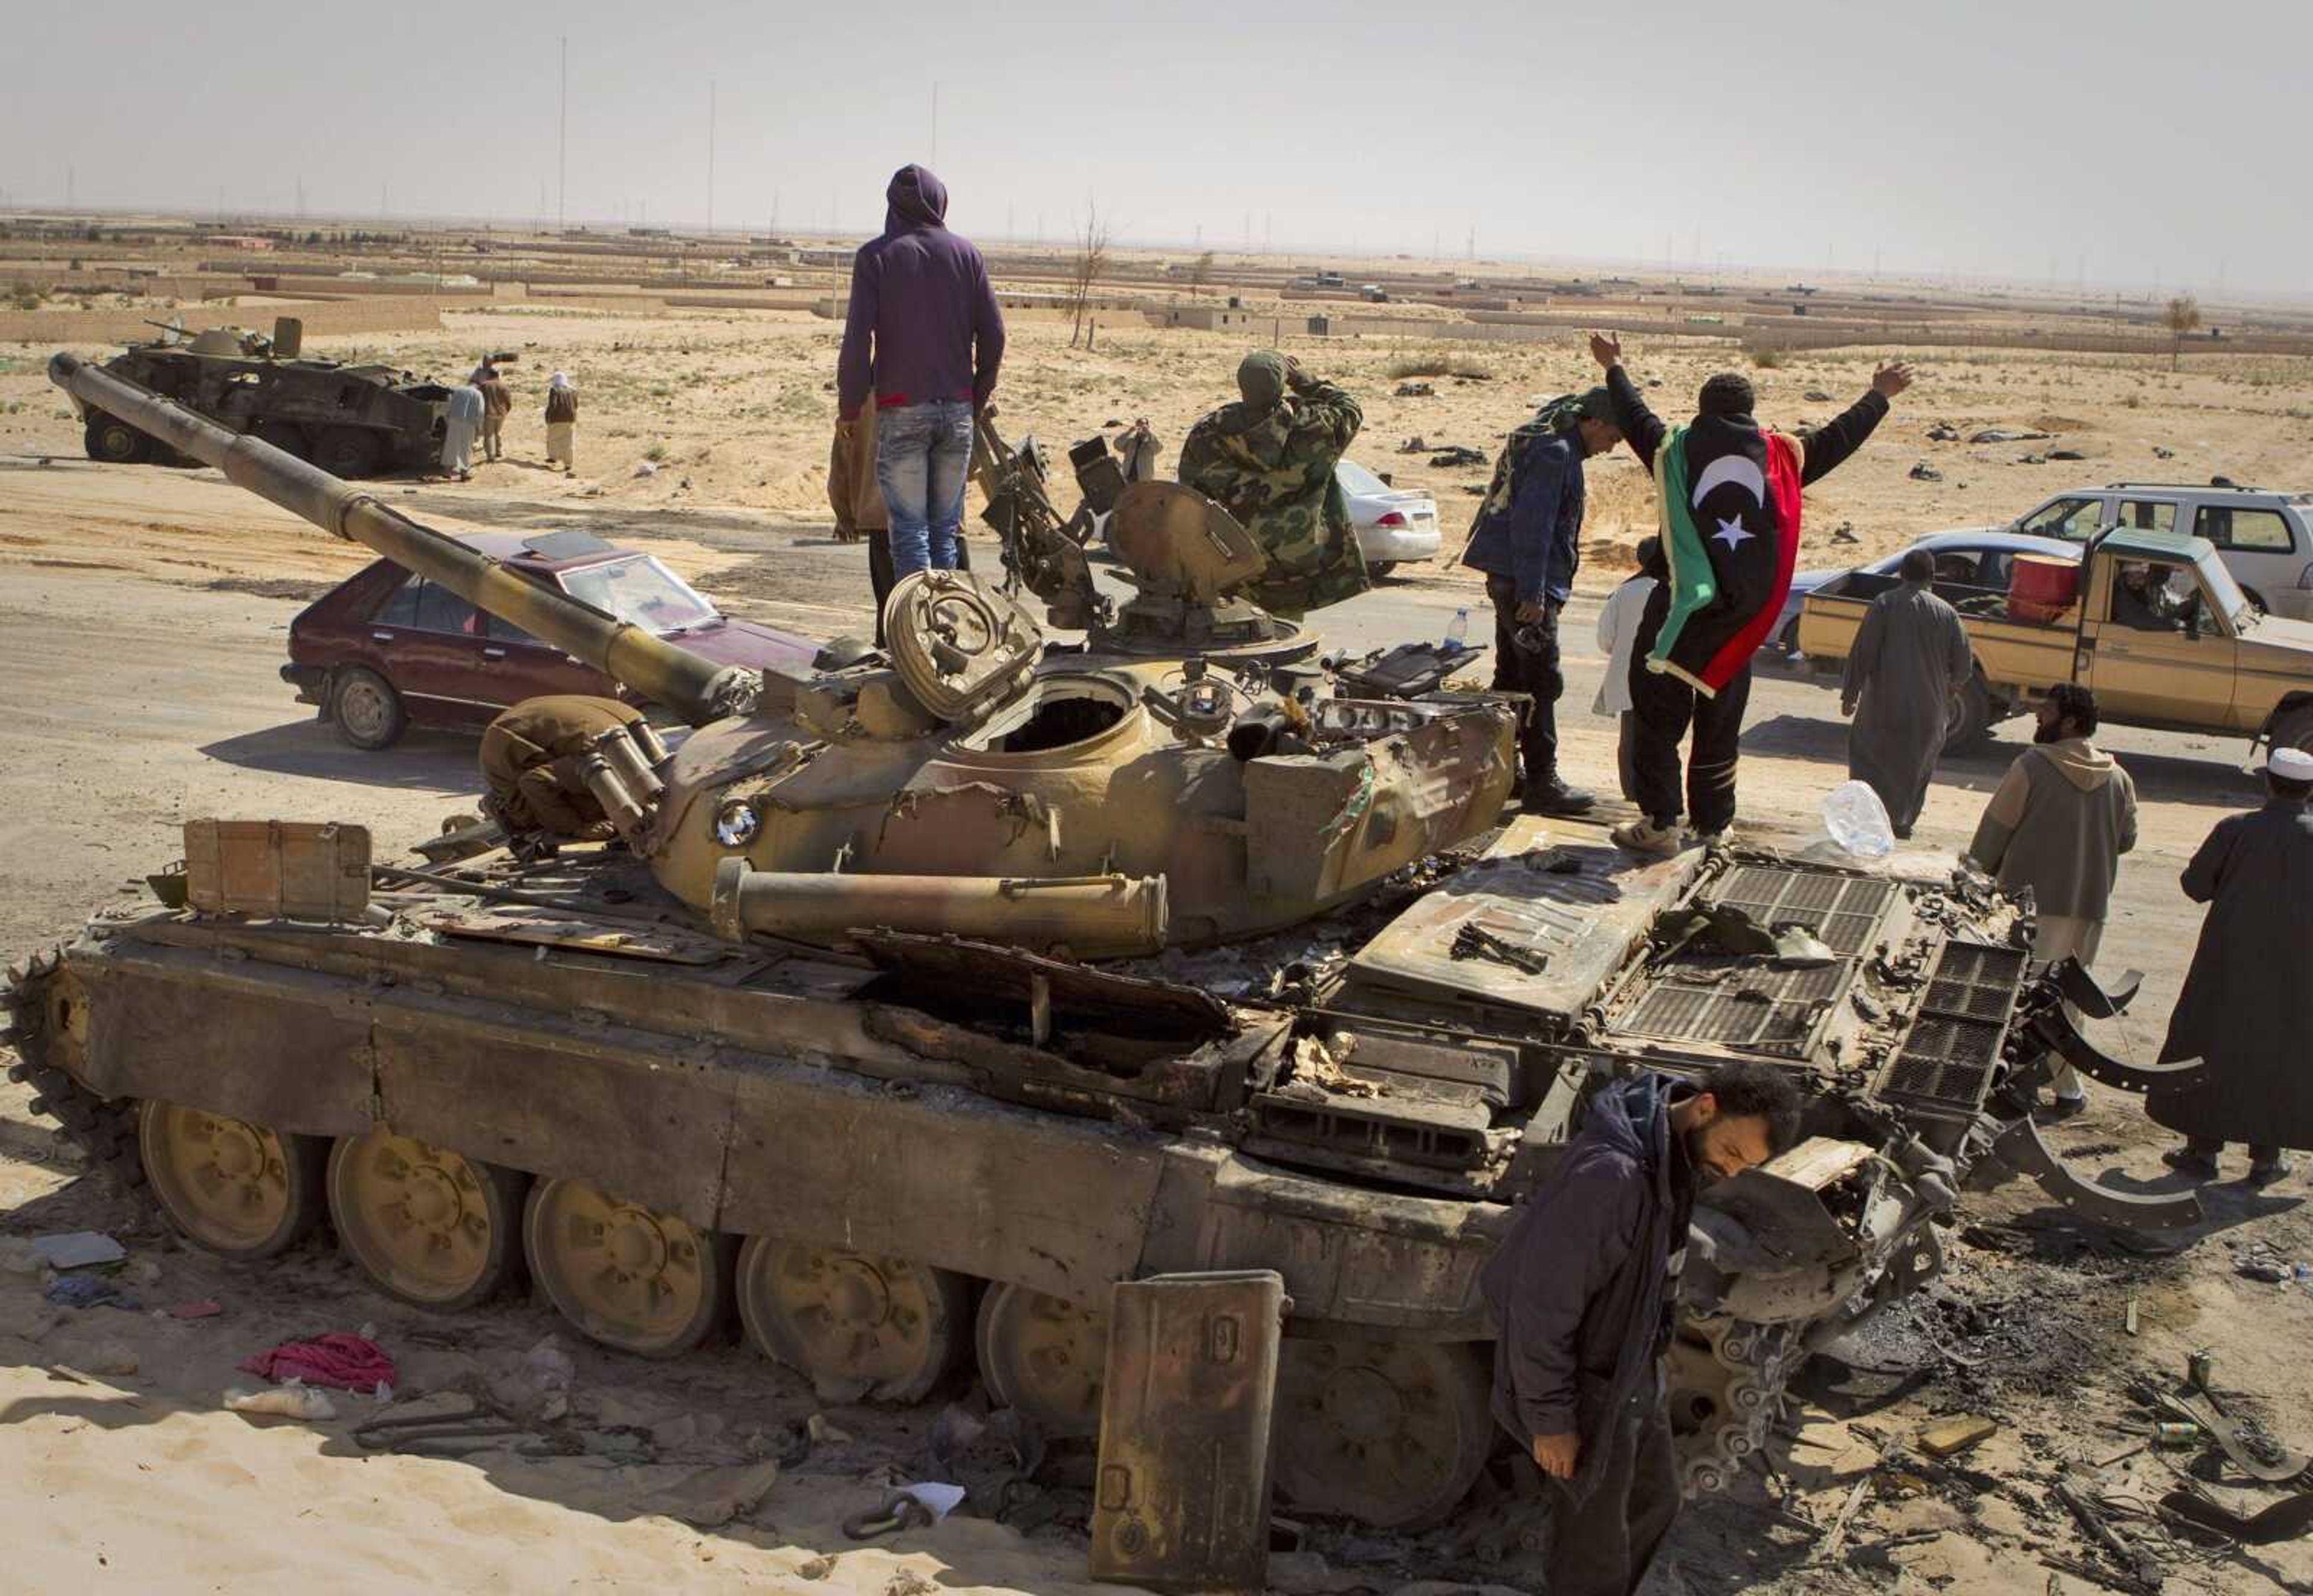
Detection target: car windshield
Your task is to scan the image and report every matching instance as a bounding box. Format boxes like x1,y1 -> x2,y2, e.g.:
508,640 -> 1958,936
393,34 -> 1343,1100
560,555 -> 719,633
2014,496 -> 2106,541
1335,460 -> 1389,496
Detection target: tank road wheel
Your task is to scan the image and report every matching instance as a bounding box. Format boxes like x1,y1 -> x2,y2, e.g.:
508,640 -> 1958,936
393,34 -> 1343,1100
314,426 -> 384,479
330,667 -> 408,751
975,1282 -> 1109,1438
137,1100 -> 325,1260
327,1128 -> 526,1310
525,1177 -> 730,1358
737,1236 -> 971,1402
83,410 -> 151,464
252,419 -> 312,460
1272,1333 -> 1494,1530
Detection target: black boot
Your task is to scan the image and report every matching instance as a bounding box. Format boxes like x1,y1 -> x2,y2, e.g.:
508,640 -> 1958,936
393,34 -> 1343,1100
1522,772 -> 1595,816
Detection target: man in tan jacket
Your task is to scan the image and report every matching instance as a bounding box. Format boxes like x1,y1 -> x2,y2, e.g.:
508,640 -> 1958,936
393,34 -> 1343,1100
1964,684 -> 2138,1117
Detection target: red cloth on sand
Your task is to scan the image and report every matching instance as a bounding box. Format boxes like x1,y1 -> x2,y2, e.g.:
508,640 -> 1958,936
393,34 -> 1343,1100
237,1333 -> 396,1391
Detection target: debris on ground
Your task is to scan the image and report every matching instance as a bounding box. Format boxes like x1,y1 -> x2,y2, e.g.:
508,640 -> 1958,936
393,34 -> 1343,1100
639,1459 -> 784,1528
1916,1414 -> 1997,1458
43,1274 -> 137,1311
1395,382 -> 1435,397
1428,446 -> 1489,469
30,1231 -> 125,1270
224,1382 -> 339,1421
1926,422 -> 1962,441
1909,461 -> 1944,482
238,1332 -> 396,1393
1971,428 -> 2052,443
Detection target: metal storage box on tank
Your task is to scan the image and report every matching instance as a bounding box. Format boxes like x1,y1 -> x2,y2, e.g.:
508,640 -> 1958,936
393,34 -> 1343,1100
1088,1270 -> 1287,1592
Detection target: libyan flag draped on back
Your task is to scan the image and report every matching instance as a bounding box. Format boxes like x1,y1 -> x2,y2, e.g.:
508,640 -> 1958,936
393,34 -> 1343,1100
1646,425 -> 1803,696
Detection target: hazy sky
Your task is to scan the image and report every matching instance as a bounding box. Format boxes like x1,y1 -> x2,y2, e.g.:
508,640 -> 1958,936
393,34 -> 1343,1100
6,0 -> 2306,295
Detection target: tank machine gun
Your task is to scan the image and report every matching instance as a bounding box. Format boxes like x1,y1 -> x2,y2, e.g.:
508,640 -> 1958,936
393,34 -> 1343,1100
5,352 -> 2209,1540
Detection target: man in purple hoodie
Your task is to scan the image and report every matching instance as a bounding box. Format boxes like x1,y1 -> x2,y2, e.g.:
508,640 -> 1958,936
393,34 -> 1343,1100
836,165 -> 1007,584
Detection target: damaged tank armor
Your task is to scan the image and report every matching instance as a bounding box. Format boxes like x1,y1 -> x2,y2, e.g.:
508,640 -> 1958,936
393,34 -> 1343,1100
4,354 -> 2213,1530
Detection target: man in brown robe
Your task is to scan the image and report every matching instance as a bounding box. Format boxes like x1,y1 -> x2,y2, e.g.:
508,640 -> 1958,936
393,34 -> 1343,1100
478,694 -> 647,852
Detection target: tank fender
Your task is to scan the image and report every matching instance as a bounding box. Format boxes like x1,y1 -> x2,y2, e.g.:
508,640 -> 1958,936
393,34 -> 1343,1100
1985,1114 -> 2205,1229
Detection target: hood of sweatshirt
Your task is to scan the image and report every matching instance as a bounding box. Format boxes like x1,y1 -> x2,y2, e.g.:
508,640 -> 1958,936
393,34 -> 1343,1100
2036,736 -> 2118,791
884,164 -> 948,232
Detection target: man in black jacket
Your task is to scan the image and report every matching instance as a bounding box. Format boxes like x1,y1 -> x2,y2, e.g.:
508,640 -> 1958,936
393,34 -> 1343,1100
1481,1061 -> 1801,1596
1590,333 -> 1911,853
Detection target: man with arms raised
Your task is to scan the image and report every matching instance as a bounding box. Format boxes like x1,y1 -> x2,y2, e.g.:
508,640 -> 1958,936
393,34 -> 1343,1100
1589,333 -> 1911,853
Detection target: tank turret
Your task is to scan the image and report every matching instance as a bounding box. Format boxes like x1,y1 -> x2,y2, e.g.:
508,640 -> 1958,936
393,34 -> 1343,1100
51,355 -> 1519,955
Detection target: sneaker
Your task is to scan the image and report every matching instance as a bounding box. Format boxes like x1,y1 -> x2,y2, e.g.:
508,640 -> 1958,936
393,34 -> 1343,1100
1691,827 -> 1735,850
2247,1159 -> 2296,1188
1521,777 -> 1596,817
2037,1093 -> 2089,1123
2161,1146 -> 2220,1180
1611,819 -> 1682,858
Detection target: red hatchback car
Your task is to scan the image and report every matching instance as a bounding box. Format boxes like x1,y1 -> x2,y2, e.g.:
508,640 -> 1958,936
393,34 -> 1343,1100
284,529 -> 821,749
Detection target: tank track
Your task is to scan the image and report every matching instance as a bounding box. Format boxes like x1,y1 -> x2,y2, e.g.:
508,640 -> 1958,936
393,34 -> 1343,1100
1672,1315 -> 1797,1496
1,947 -> 145,1196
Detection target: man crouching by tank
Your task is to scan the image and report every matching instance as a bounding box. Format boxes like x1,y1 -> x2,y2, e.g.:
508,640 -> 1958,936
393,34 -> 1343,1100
479,695 -> 649,861
1479,1060 -> 1801,1596
1178,352 -> 1366,619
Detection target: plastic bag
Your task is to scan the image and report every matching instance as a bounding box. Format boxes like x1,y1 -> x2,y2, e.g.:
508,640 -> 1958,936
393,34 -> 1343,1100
1822,781 -> 1894,858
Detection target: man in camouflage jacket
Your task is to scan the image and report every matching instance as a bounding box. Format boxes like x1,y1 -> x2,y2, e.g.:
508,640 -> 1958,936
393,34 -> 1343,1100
1178,352 -> 1367,617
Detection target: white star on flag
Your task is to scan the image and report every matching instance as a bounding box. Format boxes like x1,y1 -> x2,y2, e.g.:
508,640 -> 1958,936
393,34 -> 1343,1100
1712,516 -> 1754,549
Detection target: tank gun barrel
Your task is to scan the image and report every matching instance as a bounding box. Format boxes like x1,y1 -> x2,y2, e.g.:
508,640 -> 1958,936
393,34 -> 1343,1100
49,352 -> 756,726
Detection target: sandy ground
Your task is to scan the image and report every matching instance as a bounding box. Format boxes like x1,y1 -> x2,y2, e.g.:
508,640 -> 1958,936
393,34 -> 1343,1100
4,307 -> 2313,1595
9,305 -> 2313,579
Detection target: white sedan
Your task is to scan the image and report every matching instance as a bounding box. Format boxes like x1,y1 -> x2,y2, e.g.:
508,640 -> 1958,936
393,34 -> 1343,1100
1337,460 -> 1441,579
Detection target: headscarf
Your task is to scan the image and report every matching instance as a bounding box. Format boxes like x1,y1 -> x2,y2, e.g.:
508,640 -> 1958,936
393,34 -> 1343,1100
549,370 -> 573,392
1528,386 -> 1613,434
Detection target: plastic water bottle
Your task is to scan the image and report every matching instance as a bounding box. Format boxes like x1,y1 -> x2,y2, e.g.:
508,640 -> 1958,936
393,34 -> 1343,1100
1822,781 -> 1894,858
1446,607 -> 1470,650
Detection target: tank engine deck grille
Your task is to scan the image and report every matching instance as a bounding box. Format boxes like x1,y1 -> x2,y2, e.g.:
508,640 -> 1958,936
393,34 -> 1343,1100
1878,941 -> 2029,1115
1713,867 -> 1900,957
1617,961 -> 1849,1058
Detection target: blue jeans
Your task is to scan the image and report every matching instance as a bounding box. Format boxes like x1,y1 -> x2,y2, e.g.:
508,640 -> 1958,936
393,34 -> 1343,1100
875,400 -> 974,579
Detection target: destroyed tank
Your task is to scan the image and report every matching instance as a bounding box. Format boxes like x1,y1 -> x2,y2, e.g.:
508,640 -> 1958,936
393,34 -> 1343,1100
6,352 -> 2211,1532
78,316 -> 452,478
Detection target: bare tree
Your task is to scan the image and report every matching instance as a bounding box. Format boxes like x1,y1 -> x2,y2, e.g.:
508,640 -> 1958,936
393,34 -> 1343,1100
1066,200 -> 1113,350
1188,249 -> 1215,299
2164,293 -> 2202,371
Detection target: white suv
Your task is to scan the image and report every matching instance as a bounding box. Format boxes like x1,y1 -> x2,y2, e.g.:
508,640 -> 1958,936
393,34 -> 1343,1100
2003,482 -> 2313,617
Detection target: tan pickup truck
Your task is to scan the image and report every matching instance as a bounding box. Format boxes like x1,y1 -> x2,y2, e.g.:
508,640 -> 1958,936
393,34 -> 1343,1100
1795,528 -> 2313,753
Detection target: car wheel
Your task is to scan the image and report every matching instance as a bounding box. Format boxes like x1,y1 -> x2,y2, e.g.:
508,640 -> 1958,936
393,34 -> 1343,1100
1941,672 -> 1997,755
1366,561 -> 1397,581
315,426 -> 384,479
331,667 -> 408,751
1777,616 -> 1803,656
83,410 -> 151,464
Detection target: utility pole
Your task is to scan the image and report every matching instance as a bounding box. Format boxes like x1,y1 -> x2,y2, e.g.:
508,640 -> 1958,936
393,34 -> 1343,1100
706,79 -> 717,236
69,167 -> 78,210
557,36 -> 568,230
